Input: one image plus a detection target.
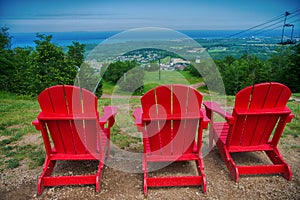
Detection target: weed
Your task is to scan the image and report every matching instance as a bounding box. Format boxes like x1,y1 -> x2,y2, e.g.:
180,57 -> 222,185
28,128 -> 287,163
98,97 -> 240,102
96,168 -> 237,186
6,158 -> 19,169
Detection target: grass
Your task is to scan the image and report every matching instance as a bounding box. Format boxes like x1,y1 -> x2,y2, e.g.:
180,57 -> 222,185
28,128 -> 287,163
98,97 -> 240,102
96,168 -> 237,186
0,90 -> 299,171
142,70 -> 203,93
102,70 -> 204,95
0,92 -> 44,171
285,99 -> 300,138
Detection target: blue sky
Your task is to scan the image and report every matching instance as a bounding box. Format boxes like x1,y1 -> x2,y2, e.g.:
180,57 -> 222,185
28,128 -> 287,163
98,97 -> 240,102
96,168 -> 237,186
1,0 -> 299,33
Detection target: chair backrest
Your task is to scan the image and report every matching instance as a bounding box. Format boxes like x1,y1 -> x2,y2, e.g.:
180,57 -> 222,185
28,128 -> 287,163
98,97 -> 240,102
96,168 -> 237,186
37,85 -> 101,155
141,84 -> 203,155
228,82 -> 292,147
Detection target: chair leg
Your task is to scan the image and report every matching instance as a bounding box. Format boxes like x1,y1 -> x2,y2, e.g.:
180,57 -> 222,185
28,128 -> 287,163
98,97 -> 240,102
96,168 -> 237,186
105,141 -> 110,162
196,158 -> 206,193
217,143 -> 239,182
265,148 -> 292,181
37,157 -> 56,195
202,173 -> 207,193
95,161 -> 104,192
208,129 -> 214,152
144,174 -> 148,196
142,155 -> 148,196
106,133 -> 111,162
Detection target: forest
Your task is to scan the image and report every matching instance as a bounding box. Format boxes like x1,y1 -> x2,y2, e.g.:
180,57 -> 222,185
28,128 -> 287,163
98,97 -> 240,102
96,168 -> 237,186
0,26 -> 299,96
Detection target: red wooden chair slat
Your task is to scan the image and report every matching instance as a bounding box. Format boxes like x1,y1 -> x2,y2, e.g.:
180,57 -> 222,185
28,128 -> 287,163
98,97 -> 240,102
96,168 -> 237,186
133,84 -> 208,196
33,85 -> 117,195
204,82 -> 294,182
249,83 -> 270,109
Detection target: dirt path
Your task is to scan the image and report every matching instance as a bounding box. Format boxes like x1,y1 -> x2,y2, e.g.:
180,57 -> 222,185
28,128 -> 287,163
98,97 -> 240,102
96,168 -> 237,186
0,136 -> 299,200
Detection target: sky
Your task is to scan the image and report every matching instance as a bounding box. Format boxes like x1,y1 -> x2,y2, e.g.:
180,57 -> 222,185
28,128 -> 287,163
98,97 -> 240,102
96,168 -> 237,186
1,0 -> 299,33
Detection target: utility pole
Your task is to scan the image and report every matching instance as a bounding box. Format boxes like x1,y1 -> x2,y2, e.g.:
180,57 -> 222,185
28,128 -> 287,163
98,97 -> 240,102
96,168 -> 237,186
158,52 -> 161,81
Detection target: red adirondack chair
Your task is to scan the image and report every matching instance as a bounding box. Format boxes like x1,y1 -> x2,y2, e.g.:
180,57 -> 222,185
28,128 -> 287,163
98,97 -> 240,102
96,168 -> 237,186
32,85 -> 117,195
203,82 -> 294,182
133,84 -> 209,196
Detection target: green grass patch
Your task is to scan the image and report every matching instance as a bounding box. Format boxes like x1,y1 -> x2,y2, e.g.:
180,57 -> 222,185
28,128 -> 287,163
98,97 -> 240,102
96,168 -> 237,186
178,71 -> 204,84
0,92 -> 42,170
6,158 -> 19,169
284,101 -> 300,138
198,84 -> 209,94
101,71 -> 204,96
142,70 -> 203,93
102,81 -> 115,95
292,93 -> 300,98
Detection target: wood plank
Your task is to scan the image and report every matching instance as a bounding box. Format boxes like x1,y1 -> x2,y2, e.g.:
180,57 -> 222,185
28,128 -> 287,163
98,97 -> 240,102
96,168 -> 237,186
273,82 -> 291,107
155,85 -> 172,114
249,83 -> 270,109
147,176 -> 203,187
235,85 -> 252,109
173,84 -> 189,114
141,89 -> 156,119
240,116 -> 258,146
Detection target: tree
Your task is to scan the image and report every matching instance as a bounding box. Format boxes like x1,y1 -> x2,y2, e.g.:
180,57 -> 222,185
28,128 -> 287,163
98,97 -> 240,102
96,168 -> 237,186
269,44 -> 300,92
0,27 -> 11,50
218,54 -> 271,95
0,27 -> 97,96
76,62 -> 103,98
67,42 -> 85,67
11,47 -> 33,95
0,27 -> 14,91
118,67 -> 144,93
103,60 -> 137,84
23,34 -> 75,94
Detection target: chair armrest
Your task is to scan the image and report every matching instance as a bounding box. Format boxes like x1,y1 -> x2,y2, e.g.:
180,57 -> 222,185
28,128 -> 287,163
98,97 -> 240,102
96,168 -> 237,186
201,108 -> 210,129
132,108 -> 143,126
99,106 -> 118,128
203,102 -> 234,124
32,118 -> 41,130
287,113 -> 295,123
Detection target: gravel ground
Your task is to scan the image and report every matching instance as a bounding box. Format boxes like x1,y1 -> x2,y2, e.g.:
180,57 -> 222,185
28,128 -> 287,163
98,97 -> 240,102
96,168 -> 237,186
0,135 -> 299,200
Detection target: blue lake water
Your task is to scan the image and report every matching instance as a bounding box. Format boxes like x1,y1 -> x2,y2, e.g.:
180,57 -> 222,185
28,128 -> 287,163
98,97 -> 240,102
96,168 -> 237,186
10,29 -> 284,48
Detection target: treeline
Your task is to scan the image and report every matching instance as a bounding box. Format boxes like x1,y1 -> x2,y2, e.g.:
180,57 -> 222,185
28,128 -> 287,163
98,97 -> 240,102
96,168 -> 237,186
0,27 -> 89,96
189,43 -> 300,95
0,27 -> 143,96
103,60 -> 144,93
1,26 -> 299,96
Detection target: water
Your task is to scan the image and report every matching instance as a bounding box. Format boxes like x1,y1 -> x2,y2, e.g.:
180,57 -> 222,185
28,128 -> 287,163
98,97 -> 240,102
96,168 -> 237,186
10,31 -> 119,48
10,29 -> 284,49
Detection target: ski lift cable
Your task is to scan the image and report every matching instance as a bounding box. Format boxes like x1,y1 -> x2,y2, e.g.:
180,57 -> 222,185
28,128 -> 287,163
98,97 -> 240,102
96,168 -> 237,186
288,19 -> 300,24
227,7 -> 300,38
227,14 -> 285,38
237,20 -> 299,38
252,19 -> 299,37
251,25 -> 284,36
248,21 -> 284,36
287,12 -> 300,21
235,18 -> 285,38
249,19 -> 285,33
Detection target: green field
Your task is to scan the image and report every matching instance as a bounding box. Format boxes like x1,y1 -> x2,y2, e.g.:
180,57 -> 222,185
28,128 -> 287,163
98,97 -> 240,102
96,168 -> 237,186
103,70 -> 204,95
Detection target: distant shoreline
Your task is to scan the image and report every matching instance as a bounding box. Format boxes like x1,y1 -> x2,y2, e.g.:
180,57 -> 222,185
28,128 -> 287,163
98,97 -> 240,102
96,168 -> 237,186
10,29 -> 289,48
